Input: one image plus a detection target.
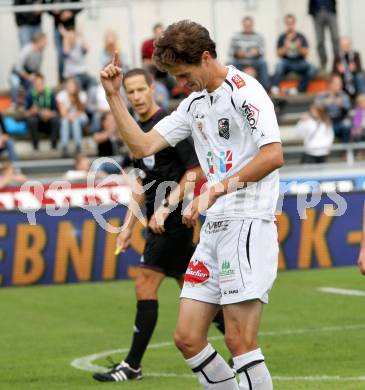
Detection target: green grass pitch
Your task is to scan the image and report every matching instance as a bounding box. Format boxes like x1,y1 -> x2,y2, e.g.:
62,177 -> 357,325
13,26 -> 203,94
1,266 -> 365,390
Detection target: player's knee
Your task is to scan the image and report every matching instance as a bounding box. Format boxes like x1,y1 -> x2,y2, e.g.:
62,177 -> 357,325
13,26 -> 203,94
225,331 -> 257,355
174,328 -> 203,355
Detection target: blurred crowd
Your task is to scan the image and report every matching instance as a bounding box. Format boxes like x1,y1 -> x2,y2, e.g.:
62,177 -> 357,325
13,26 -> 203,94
1,0 -> 365,176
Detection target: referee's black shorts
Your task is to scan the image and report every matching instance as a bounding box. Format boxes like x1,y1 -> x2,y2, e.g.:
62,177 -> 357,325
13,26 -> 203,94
141,222 -> 194,279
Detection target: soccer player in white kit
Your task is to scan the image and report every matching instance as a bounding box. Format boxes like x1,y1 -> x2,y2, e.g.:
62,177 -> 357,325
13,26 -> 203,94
100,20 -> 283,390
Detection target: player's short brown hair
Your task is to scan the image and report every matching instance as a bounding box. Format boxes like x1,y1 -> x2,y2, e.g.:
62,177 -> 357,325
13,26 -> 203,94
153,20 -> 217,70
123,68 -> 153,87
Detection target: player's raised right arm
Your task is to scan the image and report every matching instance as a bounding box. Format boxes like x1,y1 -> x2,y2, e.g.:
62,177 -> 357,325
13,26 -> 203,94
100,52 -> 169,158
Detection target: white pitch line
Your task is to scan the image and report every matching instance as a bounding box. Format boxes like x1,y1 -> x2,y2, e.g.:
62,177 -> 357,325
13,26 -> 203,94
71,323 -> 365,376
318,287 -> 365,297
272,375 -> 365,382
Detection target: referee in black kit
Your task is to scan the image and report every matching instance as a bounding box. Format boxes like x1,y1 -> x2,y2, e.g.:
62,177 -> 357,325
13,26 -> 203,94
93,68 -> 226,382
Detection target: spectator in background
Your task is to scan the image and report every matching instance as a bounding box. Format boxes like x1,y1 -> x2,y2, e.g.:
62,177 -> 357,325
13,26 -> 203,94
101,29 -> 129,72
227,16 -> 270,90
64,154 -> 106,180
61,27 -> 94,91
147,65 -> 170,110
316,73 -> 352,142
333,37 -> 365,98
0,162 -> 26,189
93,112 -> 118,157
296,103 -> 334,163
141,23 -> 175,94
0,115 -> 18,163
9,31 -> 47,109
242,65 -> 258,79
351,95 -> 365,141
271,14 -> 316,94
24,73 -> 59,151
44,0 -> 82,82
64,154 -> 90,180
56,78 -> 88,156
141,23 -> 163,66
14,0 -> 43,47
308,0 -> 338,70
87,83 -> 111,133
93,111 -> 128,173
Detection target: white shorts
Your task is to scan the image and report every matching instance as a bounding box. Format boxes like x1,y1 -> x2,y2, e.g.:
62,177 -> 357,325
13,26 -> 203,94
181,218 -> 278,305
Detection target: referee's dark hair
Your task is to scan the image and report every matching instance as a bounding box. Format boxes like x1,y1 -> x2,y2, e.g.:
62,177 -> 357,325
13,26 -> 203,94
123,68 -> 153,87
153,20 -> 217,70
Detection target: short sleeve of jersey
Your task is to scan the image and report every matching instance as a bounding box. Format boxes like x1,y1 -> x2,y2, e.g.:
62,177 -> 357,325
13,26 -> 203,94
232,78 -> 281,148
174,137 -> 199,170
153,98 -> 192,147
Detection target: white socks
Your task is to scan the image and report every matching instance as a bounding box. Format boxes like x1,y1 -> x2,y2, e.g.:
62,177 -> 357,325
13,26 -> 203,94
233,348 -> 273,390
186,343 -> 239,389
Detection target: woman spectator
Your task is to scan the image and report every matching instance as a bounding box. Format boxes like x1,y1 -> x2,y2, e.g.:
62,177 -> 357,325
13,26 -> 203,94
296,103 -> 334,163
351,95 -> 365,141
61,27 -> 94,91
333,37 -> 365,98
100,29 -> 128,72
316,73 -> 352,142
56,78 -> 88,157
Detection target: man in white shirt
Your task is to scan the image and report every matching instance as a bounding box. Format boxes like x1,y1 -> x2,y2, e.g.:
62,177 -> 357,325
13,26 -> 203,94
100,20 -> 283,390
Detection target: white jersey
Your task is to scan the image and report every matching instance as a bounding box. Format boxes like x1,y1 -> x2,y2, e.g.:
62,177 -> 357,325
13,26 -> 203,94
154,66 -> 281,221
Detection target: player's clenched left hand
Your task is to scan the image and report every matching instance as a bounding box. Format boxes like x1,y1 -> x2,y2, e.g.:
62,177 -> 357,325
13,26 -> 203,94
100,51 -> 123,96
182,187 -> 220,228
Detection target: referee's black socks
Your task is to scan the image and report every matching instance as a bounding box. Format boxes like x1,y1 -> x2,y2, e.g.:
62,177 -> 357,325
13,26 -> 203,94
125,299 -> 158,370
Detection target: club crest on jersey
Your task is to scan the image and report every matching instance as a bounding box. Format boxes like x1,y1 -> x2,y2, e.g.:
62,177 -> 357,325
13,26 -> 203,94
142,155 -> 155,169
219,150 -> 233,173
231,74 -> 246,89
184,259 -> 210,284
218,118 -> 230,139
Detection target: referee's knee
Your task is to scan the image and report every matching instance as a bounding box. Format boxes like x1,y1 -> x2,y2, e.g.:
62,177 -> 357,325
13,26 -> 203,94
134,273 -> 158,300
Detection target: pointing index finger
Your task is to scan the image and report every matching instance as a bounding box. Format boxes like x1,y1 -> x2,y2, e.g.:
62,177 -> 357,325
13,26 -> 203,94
112,51 -> 120,67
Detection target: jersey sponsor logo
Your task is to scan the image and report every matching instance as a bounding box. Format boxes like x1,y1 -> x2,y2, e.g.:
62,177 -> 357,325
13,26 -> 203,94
239,100 -> 261,134
142,155 -> 155,169
184,259 -> 210,284
231,74 -> 246,89
205,220 -> 230,234
219,150 -> 233,173
218,118 -> 230,139
206,151 -> 215,174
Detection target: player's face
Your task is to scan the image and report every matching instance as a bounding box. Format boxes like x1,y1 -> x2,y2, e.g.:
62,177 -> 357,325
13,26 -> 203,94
124,75 -> 154,116
168,63 -> 209,92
